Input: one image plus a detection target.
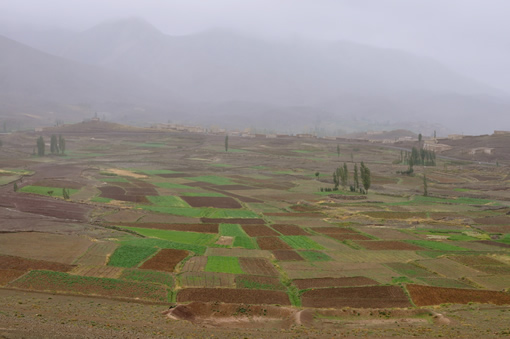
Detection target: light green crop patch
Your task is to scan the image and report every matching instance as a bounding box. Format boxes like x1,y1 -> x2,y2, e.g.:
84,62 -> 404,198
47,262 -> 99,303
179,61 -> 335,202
205,256 -> 244,274
118,226 -> 216,246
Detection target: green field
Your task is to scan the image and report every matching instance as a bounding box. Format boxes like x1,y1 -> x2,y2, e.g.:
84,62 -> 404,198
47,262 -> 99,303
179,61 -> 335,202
138,205 -> 259,218
219,224 -> 248,237
205,256 -> 244,274
146,195 -> 190,207
185,175 -> 236,185
121,238 -> 207,256
118,227 -> 216,246
298,251 -> 332,261
233,236 -> 259,249
280,236 -> 324,250
108,245 -> 158,268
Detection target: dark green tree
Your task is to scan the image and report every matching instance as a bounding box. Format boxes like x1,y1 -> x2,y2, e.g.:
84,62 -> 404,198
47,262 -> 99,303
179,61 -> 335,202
13,182 -> 18,192
62,188 -> 70,200
423,174 -> 428,197
50,134 -> 59,154
341,162 -> 348,188
353,163 -> 359,190
360,162 -> 371,193
315,171 -> 320,180
36,136 -> 45,156
225,135 -> 229,152
337,144 -> 340,157
58,134 -> 65,154
418,133 -> 422,143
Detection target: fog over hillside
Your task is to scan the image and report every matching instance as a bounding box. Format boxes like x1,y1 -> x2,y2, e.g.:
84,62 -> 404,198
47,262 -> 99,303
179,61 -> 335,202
1,1 -> 510,135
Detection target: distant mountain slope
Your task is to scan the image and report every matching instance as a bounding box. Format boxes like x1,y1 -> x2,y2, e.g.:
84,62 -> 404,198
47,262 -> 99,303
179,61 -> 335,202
0,34 -> 171,124
2,18 -> 510,134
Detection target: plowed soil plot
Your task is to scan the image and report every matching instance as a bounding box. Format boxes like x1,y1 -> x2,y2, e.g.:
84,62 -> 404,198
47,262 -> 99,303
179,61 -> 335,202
406,284 -> 510,306
0,193 -> 91,221
294,276 -> 378,289
215,185 -> 257,190
98,186 -> 149,203
242,225 -> 279,237
264,212 -> 323,217
0,233 -> 91,264
355,241 -> 424,251
257,237 -> 292,250
0,255 -> 74,272
271,224 -> 310,236
235,275 -> 284,290
139,249 -> 188,272
474,216 -> 510,225
312,227 -> 356,234
202,218 -> 265,224
302,286 -> 412,308
181,256 -> 208,272
239,258 -> 279,276
113,223 -> 218,233
272,250 -> 304,261
477,240 -> 510,248
177,288 -> 290,305
33,179 -> 84,189
75,242 -> 118,266
180,196 -> 242,209
156,173 -> 189,178
327,233 -> 371,241
179,272 -> 235,288
0,269 -> 25,285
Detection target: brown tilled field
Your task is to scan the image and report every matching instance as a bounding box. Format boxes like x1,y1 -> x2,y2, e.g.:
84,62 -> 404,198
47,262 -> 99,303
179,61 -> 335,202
293,276 -> 379,289
242,225 -> 279,236
272,250 -> 304,261
271,224 -> 310,235
355,241 -> 425,250
407,284 -> 510,306
239,257 -> 279,276
177,288 -> 291,305
180,196 -> 242,208
139,249 -> 189,272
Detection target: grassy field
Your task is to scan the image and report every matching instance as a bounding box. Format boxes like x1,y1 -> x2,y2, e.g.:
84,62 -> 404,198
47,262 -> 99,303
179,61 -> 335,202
118,227 -> 216,246
280,236 -> 324,250
205,256 -> 245,274
108,245 -> 158,268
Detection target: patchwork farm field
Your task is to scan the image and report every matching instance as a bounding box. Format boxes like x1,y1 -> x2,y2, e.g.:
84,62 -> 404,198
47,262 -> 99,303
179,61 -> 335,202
1,122 -> 510,336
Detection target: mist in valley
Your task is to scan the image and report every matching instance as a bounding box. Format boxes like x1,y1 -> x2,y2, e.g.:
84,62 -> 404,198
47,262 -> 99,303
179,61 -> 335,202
1,0 -> 509,136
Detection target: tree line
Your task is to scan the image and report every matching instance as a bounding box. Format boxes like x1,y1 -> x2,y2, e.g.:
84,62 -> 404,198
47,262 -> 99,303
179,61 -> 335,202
36,134 -> 65,156
321,162 -> 371,194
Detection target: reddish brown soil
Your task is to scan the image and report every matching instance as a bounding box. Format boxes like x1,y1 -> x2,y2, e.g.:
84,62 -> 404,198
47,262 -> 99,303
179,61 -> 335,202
302,286 -> 411,308
289,205 -> 320,212
355,241 -> 424,250
363,211 -> 427,219
239,258 -> 279,276
180,196 -> 242,209
0,269 -> 26,285
201,218 -> 264,224
112,222 -> 218,233
257,237 -> 292,250
271,224 -> 310,236
0,192 -> 91,221
264,212 -> 323,217
177,288 -> 291,305
235,275 -> 284,290
407,284 -> 510,306
474,216 -> 510,225
32,179 -> 84,189
312,227 -> 356,234
0,255 -> 74,272
272,250 -> 304,261
242,225 -> 279,237
479,225 -> 510,233
293,277 -> 378,289
326,233 -> 371,241
98,186 -> 150,203
139,249 -> 188,272
477,240 -> 510,248
214,185 -> 257,190
449,255 -> 505,266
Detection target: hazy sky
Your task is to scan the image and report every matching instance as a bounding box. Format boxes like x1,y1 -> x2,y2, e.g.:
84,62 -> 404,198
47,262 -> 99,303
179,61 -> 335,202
1,0 -> 509,91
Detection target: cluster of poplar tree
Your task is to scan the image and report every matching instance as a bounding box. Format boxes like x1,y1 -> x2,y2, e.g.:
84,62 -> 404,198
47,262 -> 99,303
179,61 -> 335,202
399,147 -> 436,166
35,135 -> 65,156
328,162 -> 371,194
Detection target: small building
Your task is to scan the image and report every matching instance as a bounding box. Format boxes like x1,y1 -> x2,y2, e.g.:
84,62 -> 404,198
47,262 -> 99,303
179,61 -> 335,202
423,143 -> 452,153
448,134 -> 464,140
494,130 -> 510,135
469,147 -> 494,155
